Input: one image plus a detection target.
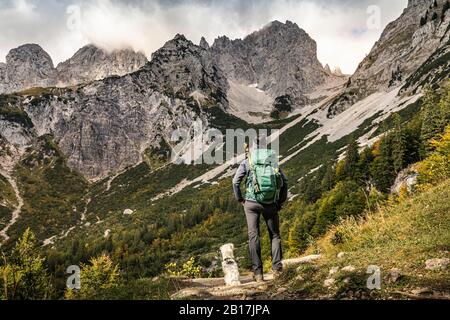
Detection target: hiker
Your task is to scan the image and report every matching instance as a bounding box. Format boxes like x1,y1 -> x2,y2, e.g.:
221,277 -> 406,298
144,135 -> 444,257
232,137 -> 288,282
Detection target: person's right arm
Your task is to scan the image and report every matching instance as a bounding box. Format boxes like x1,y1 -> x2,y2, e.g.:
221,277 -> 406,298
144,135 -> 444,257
232,161 -> 248,203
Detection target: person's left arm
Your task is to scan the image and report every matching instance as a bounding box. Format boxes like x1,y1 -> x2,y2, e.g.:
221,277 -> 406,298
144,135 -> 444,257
278,170 -> 288,208
232,160 -> 248,203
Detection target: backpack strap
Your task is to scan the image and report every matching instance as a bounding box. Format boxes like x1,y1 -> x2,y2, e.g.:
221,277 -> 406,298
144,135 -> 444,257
247,150 -> 261,193
273,167 -> 283,203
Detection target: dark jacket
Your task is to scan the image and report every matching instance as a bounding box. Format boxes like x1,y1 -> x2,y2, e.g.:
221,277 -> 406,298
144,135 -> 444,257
232,159 -> 288,208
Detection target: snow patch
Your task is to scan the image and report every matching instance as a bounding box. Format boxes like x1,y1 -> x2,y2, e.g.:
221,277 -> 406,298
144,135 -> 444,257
227,80 -> 274,124
281,89 -> 422,165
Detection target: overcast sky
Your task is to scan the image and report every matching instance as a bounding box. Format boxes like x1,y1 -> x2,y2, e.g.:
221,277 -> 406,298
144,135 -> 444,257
0,0 -> 408,74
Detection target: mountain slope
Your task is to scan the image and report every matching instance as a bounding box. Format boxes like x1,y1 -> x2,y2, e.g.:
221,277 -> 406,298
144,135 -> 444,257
270,179 -> 450,300
328,0 -> 450,116
0,35 -> 227,180
171,179 -> 450,300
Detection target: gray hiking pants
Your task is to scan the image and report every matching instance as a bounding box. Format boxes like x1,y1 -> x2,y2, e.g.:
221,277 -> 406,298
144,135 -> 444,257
244,201 -> 283,275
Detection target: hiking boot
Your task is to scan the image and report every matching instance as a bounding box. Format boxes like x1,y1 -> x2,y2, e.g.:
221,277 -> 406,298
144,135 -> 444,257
253,273 -> 265,283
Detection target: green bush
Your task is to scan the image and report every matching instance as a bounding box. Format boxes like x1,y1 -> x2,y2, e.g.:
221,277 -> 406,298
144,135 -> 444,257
0,229 -> 52,300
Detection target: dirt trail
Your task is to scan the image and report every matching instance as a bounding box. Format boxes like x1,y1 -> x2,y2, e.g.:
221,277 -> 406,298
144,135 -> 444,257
172,273 -> 275,300
0,169 -> 24,243
171,256 -> 322,300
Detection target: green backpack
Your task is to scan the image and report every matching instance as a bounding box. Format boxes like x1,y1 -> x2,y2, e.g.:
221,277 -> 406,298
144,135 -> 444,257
245,148 -> 283,205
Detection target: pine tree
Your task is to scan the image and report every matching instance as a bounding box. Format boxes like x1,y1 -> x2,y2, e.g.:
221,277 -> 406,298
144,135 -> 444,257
432,11 -> 438,20
391,114 -> 407,173
373,135 -> 395,192
357,147 -> 375,184
436,82 -> 450,131
321,160 -> 336,192
421,83 -> 450,153
343,136 -> 360,179
288,217 -> 309,254
417,125 -> 450,188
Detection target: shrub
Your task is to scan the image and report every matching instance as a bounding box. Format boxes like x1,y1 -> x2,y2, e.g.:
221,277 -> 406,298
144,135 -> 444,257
0,229 -> 51,300
164,257 -> 202,279
65,254 -> 120,300
417,125 -> 450,189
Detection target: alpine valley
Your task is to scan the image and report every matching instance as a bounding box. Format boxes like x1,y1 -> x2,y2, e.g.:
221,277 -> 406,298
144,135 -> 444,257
0,0 -> 449,300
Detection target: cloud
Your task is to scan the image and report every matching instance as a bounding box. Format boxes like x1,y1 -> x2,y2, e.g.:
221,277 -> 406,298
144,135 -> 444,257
0,0 -> 408,74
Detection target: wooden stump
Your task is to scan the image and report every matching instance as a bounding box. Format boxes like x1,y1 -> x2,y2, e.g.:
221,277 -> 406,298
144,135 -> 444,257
220,243 -> 241,286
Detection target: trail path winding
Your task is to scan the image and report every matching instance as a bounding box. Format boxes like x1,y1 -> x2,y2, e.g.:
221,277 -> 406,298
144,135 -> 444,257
0,169 -> 23,243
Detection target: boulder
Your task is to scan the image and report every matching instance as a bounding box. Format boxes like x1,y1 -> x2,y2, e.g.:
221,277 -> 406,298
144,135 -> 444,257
329,266 -> 339,276
123,209 -> 134,215
341,265 -> 356,272
324,278 -> 335,288
425,258 -> 449,270
337,252 -> 346,259
385,268 -> 402,283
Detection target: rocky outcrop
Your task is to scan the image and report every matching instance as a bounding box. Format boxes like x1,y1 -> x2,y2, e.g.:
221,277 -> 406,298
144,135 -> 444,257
56,45 -> 147,86
0,63 -> 6,85
199,37 -> 210,50
391,166 -> 419,194
0,44 -> 148,94
328,0 -> 450,117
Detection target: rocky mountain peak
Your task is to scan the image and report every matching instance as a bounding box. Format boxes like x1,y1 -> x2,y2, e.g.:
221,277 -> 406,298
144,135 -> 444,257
2,44 -> 56,92
244,20 -> 312,48
210,20 -> 331,101
199,37 -> 210,49
250,20 -> 306,38
56,44 -> 147,86
151,34 -> 200,62
151,34 -> 202,62
147,34 -> 228,98
0,43 -> 148,94
333,67 -> 343,76
7,43 -> 55,69
407,0 -> 429,8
